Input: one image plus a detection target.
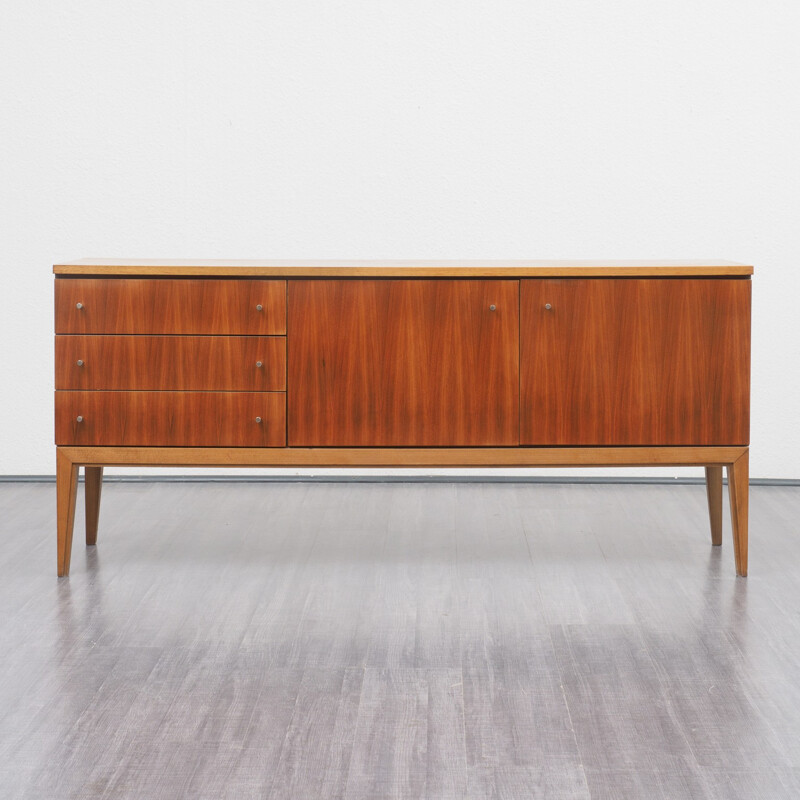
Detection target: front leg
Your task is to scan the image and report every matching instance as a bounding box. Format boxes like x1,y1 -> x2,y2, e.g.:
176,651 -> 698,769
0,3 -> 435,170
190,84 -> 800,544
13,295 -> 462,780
56,449 -> 79,577
727,450 -> 749,577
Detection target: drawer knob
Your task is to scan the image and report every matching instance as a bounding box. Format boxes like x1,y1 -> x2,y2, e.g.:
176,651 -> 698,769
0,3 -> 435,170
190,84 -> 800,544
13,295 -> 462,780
256,304 -> 263,312
75,302 -> 84,310
76,415 -> 84,423
545,303 -> 552,310
76,359 -> 84,367
255,417 -> 262,424
489,304 -> 496,311
256,361 -> 263,368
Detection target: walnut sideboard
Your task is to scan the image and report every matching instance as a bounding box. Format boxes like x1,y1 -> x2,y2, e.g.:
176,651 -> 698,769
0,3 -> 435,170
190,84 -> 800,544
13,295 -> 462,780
53,259 -> 752,577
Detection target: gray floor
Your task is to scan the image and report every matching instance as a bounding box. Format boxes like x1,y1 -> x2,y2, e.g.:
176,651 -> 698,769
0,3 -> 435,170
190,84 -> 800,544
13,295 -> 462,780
1,481 -> 799,799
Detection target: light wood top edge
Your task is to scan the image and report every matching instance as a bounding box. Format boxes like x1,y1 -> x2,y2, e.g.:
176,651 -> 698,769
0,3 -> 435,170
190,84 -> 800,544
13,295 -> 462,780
53,258 -> 754,277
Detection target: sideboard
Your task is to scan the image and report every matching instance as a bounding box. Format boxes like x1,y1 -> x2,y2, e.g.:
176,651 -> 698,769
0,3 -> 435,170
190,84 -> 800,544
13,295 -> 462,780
53,260 -> 752,577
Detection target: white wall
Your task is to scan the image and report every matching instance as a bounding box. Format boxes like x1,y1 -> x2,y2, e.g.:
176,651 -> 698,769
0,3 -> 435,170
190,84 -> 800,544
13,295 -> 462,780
1,1 -> 798,479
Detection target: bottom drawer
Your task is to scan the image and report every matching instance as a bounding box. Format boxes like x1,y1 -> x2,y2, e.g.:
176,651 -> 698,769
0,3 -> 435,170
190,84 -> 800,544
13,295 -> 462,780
55,392 -> 286,446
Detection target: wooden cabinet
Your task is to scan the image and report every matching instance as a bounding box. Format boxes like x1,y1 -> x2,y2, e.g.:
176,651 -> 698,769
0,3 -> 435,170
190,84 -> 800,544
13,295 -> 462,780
52,260 -> 753,578
520,279 -> 751,445
288,279 -> 519,446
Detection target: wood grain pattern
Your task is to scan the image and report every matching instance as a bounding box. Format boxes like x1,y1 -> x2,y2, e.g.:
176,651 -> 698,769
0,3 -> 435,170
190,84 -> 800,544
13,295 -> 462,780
55,392 -> 286,447
705,466 -> 723,546
288,279 -> 519,446
55,336 -> 286,391
52,258 -> 754,277
727,450 -> 749,576
344,668 -> 429,799
268,668 -> 364,798
84,466 -> 103,546
520,278 -> 751,445
57,445 -> 747,468
55,278 -> 286,334
11,480 -> 797,789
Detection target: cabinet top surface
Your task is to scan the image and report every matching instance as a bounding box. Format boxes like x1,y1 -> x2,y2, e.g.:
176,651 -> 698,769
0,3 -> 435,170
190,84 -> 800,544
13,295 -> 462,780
53,258 -> 753,277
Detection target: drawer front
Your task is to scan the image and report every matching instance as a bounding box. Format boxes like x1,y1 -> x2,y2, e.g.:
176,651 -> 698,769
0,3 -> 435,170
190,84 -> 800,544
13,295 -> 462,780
56,336 -> 286,391
55,278 -> 286,334
55,392 -> 286,446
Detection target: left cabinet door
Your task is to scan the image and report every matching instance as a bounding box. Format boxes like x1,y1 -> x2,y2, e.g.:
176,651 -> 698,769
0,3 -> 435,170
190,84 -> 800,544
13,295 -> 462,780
288,279 -> 519,446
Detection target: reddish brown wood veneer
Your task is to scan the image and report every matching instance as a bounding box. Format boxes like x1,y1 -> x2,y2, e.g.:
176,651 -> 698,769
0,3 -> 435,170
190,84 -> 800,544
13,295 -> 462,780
55,392 -> 286,447
55,336 -> 286,391
288,279 -> 519,446
55,278 -> 286,335
520,278 -> 751,446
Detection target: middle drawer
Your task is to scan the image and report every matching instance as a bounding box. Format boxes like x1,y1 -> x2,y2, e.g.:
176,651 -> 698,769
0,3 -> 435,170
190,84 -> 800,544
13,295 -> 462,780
56,336 -> 286,391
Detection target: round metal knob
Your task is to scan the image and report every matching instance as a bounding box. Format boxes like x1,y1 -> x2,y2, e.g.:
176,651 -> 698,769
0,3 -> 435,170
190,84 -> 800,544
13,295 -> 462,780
76,359 -> 84,367
75,302 -> 83,310
256,361 -> 263,368
76,415 -> 83,423
256,304 -> 263,312
489,304 -> 497,311
545,303 -> 552,310
255,417 -> 262,424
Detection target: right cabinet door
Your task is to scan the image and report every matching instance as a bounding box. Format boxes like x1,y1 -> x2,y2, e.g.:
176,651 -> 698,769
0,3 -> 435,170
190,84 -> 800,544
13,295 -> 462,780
520,278 -> 751,445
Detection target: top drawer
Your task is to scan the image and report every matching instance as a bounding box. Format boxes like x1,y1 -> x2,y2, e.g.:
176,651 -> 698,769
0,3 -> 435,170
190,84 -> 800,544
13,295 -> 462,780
55,278 -> 286,335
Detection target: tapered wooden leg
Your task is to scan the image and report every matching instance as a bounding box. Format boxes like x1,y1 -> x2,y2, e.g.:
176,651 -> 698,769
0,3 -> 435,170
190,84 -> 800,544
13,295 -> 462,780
85,466 -> 103,546
727,450 -> 749,577
57,449 -> 79,577
704,466 -> 723,546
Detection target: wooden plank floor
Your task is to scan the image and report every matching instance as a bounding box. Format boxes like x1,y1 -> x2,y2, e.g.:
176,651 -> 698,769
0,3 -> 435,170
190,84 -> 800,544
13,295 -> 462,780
1,481 -> 799,799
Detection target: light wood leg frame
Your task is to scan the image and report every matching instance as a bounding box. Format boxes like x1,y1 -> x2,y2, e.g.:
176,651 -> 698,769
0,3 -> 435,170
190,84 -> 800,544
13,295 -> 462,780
705,466 -> 723,546
727,449 -> 749,577
85,467 -> 103,546
56,449 -> 79,577
55,446 -> 750,577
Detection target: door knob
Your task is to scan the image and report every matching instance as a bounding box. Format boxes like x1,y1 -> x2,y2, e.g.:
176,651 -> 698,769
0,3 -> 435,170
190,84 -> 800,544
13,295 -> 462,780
256,304 -> 263,312
75,302 -> 83,310
76,416 -> 84,423
256,361 -> 263,368
255,417 -> 262,424
489,304 -> 496,311
545,303 -> 552,310
76,360 -> 84,367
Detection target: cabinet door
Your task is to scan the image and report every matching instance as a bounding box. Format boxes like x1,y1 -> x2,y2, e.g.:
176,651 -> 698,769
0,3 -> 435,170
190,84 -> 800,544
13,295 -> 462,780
288,280 -> 519,446
520,279 -> 751,445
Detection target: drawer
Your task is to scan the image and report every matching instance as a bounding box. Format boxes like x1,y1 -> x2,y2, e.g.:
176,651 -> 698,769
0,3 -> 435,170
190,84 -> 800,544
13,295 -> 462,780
55,392 -> 286,446
56,336 -> 286,391
55,278 -> 286,334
